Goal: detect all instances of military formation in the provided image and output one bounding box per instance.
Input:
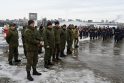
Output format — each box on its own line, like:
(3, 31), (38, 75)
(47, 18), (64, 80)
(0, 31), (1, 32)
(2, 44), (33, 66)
(4, 20), (124, 81)
(5, 20), (79, 81)
(79, 26), (124, 42)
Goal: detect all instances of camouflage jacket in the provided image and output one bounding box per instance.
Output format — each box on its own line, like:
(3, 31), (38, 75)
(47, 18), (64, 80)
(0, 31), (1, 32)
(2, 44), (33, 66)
(43, 27), (55, 49)
(53, 26), (61, 44)
(67, 28), (73, 41)
(60, 28), (67, 42)
(24, 26), (40, 51)
(38, 28), (44, 41)
(6, 28), (19, 47)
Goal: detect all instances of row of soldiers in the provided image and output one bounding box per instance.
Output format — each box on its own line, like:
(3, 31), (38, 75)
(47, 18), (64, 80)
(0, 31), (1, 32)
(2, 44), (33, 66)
(114, 28), (124, 42)
(5, 20), (79, 81)
(79, 26), (124, 42)
(4, 21), (124, 81)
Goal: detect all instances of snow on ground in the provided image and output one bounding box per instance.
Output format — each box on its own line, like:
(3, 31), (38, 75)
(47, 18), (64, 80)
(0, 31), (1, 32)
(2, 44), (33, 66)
(79, 37), (90, 42)
(0, 57), (111, 83)
(0, 33), (111, 83)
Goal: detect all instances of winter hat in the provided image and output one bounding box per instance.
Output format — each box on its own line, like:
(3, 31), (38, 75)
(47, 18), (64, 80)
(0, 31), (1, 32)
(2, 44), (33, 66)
(47, 21), (52, 26)
(54, 21), (59, 25)
(28, 20), (34, 26)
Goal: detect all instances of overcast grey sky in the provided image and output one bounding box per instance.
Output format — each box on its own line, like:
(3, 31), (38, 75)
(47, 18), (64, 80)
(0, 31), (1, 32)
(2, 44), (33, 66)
(0, 0), (124, 22)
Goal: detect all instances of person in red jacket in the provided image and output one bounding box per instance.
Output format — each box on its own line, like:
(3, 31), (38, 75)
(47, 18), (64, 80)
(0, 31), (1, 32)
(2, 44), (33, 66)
(3, 25), (9, 39)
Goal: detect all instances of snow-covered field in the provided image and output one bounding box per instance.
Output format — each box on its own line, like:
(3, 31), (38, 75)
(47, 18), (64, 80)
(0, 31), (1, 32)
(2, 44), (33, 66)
(0, 32), (111, 83)
(0, 56), (111, 83)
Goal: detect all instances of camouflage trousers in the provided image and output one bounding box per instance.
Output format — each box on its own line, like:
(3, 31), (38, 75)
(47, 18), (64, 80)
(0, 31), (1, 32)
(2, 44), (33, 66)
(8, 45), (19, 62)
(60, 41), (66, 53)
(67, 40), (73, 50)
(26, 51), (38, 71)
(74, 38), (79, 47)
(53, 44), (60, 59)
(44, 48), (54, 64)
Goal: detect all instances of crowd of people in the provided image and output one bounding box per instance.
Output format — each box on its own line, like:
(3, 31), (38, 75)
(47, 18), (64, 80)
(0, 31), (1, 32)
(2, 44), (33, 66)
(79, 26), (124, 42)
(3, 20), (124, 81)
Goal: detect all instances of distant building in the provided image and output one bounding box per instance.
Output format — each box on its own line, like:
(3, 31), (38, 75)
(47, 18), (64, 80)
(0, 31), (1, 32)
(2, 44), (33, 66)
(29, 13), (37, 20)
(83, 20), (86, 22)
(68, 19), (73, 22)
(76, 19), (82, 22)
(29, 13), (38, 26)
(58, 18), (63, 22)
(111, 20), (115, 23)
(88, 20), (93, 23)
(62, 19), (66, 22)
(105, 20), (109, 23)
(101, 20), (104, 23)
(42, 18), (47, 27)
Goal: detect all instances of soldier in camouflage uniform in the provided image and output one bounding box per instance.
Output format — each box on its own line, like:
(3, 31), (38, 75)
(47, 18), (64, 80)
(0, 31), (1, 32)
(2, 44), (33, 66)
(21, 26), (27, 57)
(73, 26), (79, 48)
(24, 20), (41, 81)
(60, 24), (67, 57)
(53, 21), (61, 61)
(43, 21), (55, 68)
(6, 23), (21, 65)
(67, 24), (73, 54)
(34, 26), (42, 50)
(38, 24), (44, 54)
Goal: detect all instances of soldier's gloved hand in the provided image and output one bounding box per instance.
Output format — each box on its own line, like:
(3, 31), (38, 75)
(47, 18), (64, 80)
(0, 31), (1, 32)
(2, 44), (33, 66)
(46, 46), (50, 48)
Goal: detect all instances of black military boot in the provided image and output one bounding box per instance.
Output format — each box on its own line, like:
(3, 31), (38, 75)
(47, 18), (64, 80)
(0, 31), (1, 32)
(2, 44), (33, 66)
(63, 53), (66, 57)
(52, 58), (58, 62)
(9, 61), (13, 65)
(15, 59), (21, 63)
(67, 49), (70, 54)
(48, 60), (54, 66)
(33, 68), (41, 75)
(56, 57), (61, 61)
(60, 52), (64, 57)
(60, 52), (66, 57)
(27, 71), (34, 81)
(69, 50), (72, 54)
(67, 49), (72, 54)
(44, 61), (50, 69)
